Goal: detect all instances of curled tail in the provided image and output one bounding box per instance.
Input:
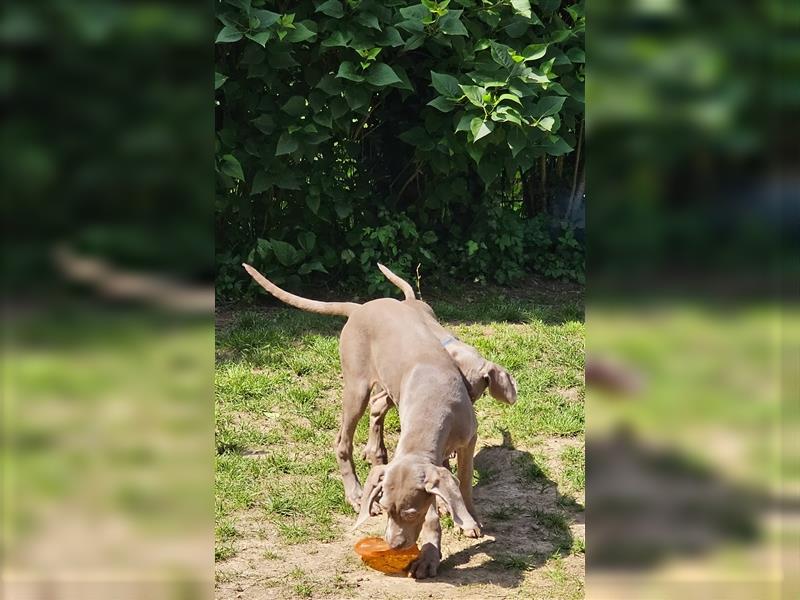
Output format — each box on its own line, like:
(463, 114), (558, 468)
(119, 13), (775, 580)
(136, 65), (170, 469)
(377, 263), (415, 301)
(243, 263), (359, 317)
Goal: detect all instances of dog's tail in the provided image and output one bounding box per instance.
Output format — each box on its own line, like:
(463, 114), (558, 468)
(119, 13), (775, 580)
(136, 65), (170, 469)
(243, 263), (359, 317)
(377, 263), (415, 301)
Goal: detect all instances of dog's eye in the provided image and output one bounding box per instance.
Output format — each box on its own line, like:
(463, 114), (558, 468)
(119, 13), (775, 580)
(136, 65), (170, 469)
(400, 508), (418, 521)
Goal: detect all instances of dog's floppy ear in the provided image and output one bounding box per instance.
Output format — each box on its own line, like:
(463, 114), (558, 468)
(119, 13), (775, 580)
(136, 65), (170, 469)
(352, 465), (386, 531)
(480, 362), (518, 404)
(423, 465), (479, 531)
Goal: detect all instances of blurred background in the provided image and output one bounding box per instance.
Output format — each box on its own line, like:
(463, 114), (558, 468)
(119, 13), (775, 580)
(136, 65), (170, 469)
(587, 0), (797, 598)
(2, 1), (214, 599)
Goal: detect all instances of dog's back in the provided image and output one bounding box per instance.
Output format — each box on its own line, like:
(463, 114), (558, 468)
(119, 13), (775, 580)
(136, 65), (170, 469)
(341, 298), (457, 395)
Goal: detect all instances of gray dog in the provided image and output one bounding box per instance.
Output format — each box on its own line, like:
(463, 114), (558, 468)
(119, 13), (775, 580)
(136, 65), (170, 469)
(243, 263), (516, 578)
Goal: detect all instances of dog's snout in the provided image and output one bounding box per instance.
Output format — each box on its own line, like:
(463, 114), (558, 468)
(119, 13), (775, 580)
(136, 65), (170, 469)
(386, 535), (408, 550)
(384, 520), (411, 550)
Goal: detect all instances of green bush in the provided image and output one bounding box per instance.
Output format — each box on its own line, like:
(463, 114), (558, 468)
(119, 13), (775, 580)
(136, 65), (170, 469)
(215, 0), (584, 298)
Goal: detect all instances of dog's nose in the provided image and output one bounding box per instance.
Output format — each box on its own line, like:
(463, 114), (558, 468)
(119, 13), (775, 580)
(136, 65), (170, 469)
(386, 535), (407, 550)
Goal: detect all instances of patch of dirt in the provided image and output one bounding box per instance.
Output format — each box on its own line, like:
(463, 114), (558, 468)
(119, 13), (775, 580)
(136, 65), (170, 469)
(216, 438), (584, 599)
(557, 387), (584, 404)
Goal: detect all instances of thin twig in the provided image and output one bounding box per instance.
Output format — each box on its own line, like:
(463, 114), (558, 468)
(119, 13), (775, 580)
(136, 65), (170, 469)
(398, 164), (421, 198)
(415, 263), (423, 300)
(568, 117), (584, 215)
(353, 98), (382, 141)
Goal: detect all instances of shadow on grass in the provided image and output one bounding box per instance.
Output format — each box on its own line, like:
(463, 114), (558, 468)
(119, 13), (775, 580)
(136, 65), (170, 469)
(587, 427), (761, 571)
(415, 430), (583, 590)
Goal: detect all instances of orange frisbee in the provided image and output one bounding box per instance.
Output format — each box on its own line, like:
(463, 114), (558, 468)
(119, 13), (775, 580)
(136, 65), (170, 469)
(354, 536), (420, 574)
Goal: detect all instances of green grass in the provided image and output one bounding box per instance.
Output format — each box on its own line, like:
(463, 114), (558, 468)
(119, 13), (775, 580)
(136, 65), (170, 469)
(560, 445), (585, 493)
(215, 291), (584, 558)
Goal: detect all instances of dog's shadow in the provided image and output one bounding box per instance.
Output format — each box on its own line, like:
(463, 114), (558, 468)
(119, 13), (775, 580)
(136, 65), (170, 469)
(422, 430), (582, 589)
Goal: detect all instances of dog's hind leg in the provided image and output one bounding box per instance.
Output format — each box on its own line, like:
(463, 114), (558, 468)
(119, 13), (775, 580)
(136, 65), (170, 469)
(362, 388), (392, 467)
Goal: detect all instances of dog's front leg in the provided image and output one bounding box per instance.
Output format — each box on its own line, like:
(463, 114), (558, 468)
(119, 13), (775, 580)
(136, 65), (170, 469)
(456, 435), (482, 538)
(407, 503), (442, 579)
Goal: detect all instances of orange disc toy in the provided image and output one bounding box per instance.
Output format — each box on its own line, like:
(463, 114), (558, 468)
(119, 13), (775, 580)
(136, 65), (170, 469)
(354, 537), (420, 575)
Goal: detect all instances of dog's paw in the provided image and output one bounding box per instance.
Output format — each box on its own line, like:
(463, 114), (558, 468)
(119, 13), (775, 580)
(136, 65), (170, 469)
(346, 489), (362, 513)
(461, 525), (483, 538)
(407, 546), (440, 579)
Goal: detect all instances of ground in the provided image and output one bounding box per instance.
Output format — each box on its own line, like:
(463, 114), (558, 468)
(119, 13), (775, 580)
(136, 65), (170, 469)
(215, 281), (585, 599)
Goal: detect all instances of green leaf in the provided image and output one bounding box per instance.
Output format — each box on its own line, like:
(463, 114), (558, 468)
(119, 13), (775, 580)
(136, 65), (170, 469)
(334, 198), (352, 219)
(306, 194), (321, 214)
(491, 105), (523, 125)
(477, 157), (502, 186)
(465, 140), (484, 164)
(336, 61), (364, 82)
(469, 118), (494, 142)
(511, 0), (532, 19)
(455, 112), (475, 132)
(252, 114), (275, 134)
(399, 4), (429, 20)
(316, 0), (344, 18)
(566, 47), (585, 63)
(321, 30), (351, 47)
(459, 85), (486, 107)
(344, 86), (370, 109)
(398, 126), (430, 147)
(268, 51), (299, 68)
(225, 0), (252, 13)
(299, 261), (328, 275)
(215, 72), (228, 90)
(270, 240), (298, 266)
(439, 10), (468, 36)
(275, 133), (298, 156)
(397, 19), (424, 34)
(392, 65), (415, 91)
(330, 96), (349, 117)
(522, 43), (548, 61)
(430, 71), (461, 97)
(297, 231), (316, 253)
(543, 136), (573, 156)
(312, 110), (333, 129)
(467, 72), (507, 88)
(489, 42), (515, 69)
(496, 93), (522, 106)
(507, 127), (527, 157)
(216, 26), (242, 43)
(365, 63), (402, 86)
(246, 31), (271, 47)
(220, 154), (245, 181)
(427, 96), (457, 112)
(274, 171), (300, 190)
(316, 74), (343, 95)
(251, 170), (271, 195)
(286, 21), (317, 43)
(356, 13), (381, 30)
(281, 96), (306, 116)
(251, 9), (280, 27)
(256, 238), (271, 259)
(535, 116), (555, 131)
(533, 95), (566, 118)
(566, 3), (584, 20)
(380, 26), (404, 47)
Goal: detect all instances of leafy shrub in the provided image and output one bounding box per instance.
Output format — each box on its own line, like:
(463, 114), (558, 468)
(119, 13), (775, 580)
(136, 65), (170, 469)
(215, 0), (585, 298)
